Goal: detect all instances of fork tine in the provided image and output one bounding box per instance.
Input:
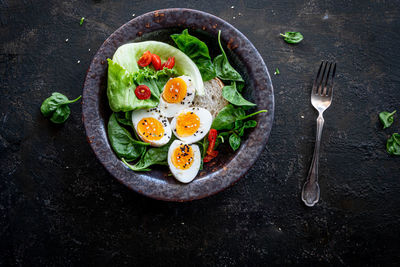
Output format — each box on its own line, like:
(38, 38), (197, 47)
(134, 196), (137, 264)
(327, 63), (337, 97)
(312, 61), (324, 94)
(317, 62), (328, 95)
(322, 62), (333, 95)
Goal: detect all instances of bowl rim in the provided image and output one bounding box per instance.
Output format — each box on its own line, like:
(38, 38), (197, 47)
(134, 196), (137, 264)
(82, 8), (274, 201)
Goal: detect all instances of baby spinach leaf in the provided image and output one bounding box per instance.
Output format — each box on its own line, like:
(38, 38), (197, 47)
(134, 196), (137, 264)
(40, 92), (81, 124)
(236, 82), (244, 92)
(115, 111), (133, 127)
(229, 133), (241, 151)
(213, 31), (244, 82)
(237, 109), (268, 120)
(122, 144), (170, 171)
(222, 81), (256, 107)
(211, 105), (245, 130)
(108, 113), (148, 161)
(171, 29), (216, 81)
(280, 32), (303, 44)
(379, 110), (396, 129)
(386, 133), (400, 156)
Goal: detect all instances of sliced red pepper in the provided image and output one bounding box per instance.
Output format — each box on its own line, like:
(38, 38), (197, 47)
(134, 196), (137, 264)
(203, 129), (219, 163)
(137, 51), (152, 67)
(135, 85), (151, 100)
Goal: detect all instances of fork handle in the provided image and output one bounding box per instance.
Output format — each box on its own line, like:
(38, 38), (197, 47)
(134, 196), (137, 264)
(302, 114), (324, 206)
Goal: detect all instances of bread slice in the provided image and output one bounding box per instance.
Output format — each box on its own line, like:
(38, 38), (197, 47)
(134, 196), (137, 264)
(193, 77), (228, 118)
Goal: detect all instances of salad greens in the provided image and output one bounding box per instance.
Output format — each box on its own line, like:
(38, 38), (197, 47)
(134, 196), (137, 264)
(40, 92), (81, 124)
(122, 145), (169, 171)
(213, 31), (244, 82)
(114, 111), (133, 127)
(171, 29), (216, 81)
(222, 81), (256, 107)
(379, 110), (396, 129)
(386, 133), (400, 156)
(108, 113), (149, 161)
(280, 32), (304, 44)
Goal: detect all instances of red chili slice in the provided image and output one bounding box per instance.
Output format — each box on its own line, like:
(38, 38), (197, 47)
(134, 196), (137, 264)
(135, 85), (151, 100)
(137, 51), (152, 67)
(151, 54), (162, 70)
(203, 129), (219, 163)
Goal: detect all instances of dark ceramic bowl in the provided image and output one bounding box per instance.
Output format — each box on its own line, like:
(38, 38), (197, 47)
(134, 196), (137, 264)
(82, 8), (274, 201)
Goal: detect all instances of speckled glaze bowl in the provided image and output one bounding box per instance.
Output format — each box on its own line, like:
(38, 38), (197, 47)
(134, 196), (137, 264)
(82, 8), (274, 201)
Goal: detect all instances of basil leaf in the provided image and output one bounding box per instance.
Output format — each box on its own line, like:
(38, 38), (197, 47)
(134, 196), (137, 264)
(379, 110), (396, 129)
(211, 104), (245, 130)
(122, 144), (170, 171)
(386, 133), (400, 156)
(108, 113), (148, 161)
(229, 133), (241, 151)
(171, 29), (216, 81)
(222, 81), (256, 107)
(213, 31), (244, 82)
(40, 92), (81, 123)
(280, 32), (303, 44)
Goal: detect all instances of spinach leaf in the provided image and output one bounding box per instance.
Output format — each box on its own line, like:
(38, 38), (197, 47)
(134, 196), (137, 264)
(211, 105), (245, 130)
(280, 32), (303, 44)
(40, 92), (81, 124)
(171, 29), (216, 81)
(229, 133), (241, 151)
(115, 111), (133, 127)
(213, 31), (244, 82)
(108, 113), (148, 161)
(236, 82), (244, 92)
(222, 81), (256, 107)
(122, 145), (170, 171)
(386, 133), (400, 156)
(379, 110), (396, 129)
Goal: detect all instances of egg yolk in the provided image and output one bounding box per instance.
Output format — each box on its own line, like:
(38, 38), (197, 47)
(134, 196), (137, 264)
(176, 112), (200, 137)
(172, 144), (194, 170)
(137, 117), (164, 142)
(162, 77), (187, 103)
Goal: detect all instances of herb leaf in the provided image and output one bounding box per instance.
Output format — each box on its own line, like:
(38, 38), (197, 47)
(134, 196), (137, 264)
(80, 17), (85, 26)
(386, 133), (400, 156)
(379, 110), (396, 129)
(122, 144), (170, 171)
(280, 32), (303, 44)
(171, 29), (216, 81)
(213, 31), (244, 82)
(108, 113), (148, 161)
(40, 92), (81, 124)
(275, 68), (280, 75)
(222, 81), (256, 107)
(229, 133), (241, 151)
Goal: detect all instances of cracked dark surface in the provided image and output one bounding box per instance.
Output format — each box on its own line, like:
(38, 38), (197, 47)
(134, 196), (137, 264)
(1, 0), (400, 266)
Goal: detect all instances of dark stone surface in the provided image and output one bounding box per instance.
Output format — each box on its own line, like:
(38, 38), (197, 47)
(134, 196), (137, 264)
(1, 0), (399, 265)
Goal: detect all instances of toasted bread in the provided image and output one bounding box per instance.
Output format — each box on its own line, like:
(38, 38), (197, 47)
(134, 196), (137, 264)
(193, 77), (228, 118)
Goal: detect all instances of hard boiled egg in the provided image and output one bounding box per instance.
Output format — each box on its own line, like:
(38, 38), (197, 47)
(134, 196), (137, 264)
(131, 108), (172, 147)
(158, 75), (195, 117)
(170, 107), (212, 143)
(168, 140), (201, 183)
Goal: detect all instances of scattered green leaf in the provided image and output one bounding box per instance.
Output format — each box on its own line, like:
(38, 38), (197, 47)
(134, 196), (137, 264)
(379, 110), (396, 129)
(386, 133), (400, 156)
(280, 32), (303, 44)
(229, 133), (241, 151)
(275, 68), (280, 75)
(40, 92), (81, 124)
(80, 17), (85, 26)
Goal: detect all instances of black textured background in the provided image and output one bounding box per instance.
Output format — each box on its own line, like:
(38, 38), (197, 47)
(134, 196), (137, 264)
(1, 0), (400, 266)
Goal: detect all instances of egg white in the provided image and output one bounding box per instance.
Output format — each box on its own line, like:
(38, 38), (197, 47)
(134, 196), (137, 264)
(131, 108), (172, 147)
(168, 140), (201, 183)
(158, 75), (196, 118)
(170, 107), (212, 144)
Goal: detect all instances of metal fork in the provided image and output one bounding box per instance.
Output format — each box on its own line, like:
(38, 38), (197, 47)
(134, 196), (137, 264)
(301, 61), (336, 207)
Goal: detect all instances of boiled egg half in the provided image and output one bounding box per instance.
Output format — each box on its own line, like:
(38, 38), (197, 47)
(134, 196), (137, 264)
(131, 108), (172, 147)
(158, 75), (195, 117)
(168, 140), (201, 183)
(170, 107), (212, 143)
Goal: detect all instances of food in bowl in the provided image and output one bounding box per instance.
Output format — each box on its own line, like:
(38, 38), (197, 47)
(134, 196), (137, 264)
(107, 29), (267, 183)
